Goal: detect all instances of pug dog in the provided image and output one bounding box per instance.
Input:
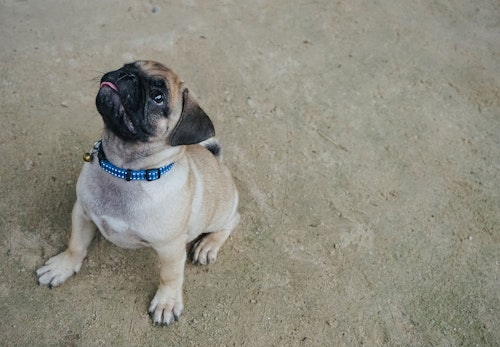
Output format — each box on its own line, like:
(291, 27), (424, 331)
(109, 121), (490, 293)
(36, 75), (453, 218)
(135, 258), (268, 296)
(36, 60), (240, 326)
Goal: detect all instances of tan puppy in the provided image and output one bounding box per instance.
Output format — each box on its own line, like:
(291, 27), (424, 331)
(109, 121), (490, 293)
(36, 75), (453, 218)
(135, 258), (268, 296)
(36, 61), (240, 326)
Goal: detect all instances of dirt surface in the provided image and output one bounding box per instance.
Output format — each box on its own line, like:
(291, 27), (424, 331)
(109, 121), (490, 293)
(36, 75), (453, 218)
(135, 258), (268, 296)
(1, 0), (499, 346)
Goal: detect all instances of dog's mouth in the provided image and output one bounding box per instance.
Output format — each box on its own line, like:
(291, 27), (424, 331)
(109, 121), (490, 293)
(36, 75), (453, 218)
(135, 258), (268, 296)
(97, 81), (138, 136)
(100, 81), (119, 93)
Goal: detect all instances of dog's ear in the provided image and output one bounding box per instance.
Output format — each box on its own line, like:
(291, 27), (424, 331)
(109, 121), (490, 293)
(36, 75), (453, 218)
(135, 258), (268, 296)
(169, 88), (215, 146)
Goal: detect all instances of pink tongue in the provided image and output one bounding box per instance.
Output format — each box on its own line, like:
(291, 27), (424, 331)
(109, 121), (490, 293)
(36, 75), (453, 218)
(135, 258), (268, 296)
(100, 81), (118, 92)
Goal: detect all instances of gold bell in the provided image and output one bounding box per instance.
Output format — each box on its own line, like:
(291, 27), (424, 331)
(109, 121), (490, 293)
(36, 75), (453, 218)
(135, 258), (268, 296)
(83, 152), (93, 162)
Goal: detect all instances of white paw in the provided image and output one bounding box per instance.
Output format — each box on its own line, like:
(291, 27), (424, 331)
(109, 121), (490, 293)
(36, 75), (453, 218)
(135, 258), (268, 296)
(36, 251), (83, 288)
(148, 287), (184, 326)
(191, 236), (221, 265)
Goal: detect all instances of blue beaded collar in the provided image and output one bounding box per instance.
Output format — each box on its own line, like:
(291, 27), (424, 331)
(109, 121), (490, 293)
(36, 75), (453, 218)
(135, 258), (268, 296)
(87, 140), (174, 182)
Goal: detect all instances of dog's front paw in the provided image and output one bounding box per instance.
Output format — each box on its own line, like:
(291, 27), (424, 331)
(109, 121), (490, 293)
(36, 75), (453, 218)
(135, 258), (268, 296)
(36, 251), (83, 288)
(148, 286), (184, 326)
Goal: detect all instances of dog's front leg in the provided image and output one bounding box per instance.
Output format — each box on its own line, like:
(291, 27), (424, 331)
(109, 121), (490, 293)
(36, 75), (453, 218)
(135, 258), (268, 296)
(36, 199), (96, 287)
(148, 237), (186, 326)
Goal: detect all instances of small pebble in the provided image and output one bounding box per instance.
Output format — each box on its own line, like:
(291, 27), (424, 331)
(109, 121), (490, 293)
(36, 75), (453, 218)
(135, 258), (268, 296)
(24, 159), (34, 171)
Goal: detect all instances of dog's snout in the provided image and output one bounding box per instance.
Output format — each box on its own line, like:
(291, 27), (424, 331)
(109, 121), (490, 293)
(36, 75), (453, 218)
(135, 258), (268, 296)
(116, 72), (137, 83)
(101, 68), (138, 86)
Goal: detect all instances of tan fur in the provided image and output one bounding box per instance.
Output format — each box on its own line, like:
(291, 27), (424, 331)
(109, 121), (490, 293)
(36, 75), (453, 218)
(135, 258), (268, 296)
(36, 61), (240, 326)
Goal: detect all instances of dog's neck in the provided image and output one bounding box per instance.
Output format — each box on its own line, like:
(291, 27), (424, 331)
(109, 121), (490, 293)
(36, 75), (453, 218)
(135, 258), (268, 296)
(101, 132), (184, 170)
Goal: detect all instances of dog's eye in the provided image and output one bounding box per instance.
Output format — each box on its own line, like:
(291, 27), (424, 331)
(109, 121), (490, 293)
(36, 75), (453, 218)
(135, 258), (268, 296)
(152, 92), (164, 105)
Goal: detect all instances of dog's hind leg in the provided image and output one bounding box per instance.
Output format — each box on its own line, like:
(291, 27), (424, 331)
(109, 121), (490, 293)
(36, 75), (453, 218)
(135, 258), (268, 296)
(191, 212), (240, 265)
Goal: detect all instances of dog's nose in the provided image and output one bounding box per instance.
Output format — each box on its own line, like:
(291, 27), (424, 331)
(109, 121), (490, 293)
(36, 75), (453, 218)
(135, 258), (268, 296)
(101, 69), (138, 85)
(116, 72), (137, 83)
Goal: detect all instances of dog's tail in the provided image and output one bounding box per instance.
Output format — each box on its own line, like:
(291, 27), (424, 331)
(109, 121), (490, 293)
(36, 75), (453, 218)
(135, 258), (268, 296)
(199, 137), (223, 160)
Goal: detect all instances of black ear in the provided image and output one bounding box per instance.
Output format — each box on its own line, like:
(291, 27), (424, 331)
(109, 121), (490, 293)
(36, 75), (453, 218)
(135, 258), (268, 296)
(169, 89), (215, 146)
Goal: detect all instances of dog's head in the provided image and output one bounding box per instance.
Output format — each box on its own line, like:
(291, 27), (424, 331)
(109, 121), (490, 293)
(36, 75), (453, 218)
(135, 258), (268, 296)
(96, 60), (214, 145)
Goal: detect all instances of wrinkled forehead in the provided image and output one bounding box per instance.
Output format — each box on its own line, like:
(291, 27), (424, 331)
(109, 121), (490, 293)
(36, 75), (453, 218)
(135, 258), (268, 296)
(135, 60), (168, 73)
(134, 61), (181, 83)
(132, 60), (183, 101)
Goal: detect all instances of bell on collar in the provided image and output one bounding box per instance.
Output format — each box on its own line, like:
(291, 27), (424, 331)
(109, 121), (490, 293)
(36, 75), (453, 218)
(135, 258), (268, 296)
(83, 152), (93, 162)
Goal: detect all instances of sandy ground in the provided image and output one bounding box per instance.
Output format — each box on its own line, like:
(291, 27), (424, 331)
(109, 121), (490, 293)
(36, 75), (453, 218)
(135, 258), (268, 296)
(1, 0), (499, 346)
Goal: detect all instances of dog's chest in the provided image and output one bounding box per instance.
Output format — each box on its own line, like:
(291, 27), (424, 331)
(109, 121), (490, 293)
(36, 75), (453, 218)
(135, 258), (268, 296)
(77, 163), (187, 249)
(94, 214), (149, 249)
